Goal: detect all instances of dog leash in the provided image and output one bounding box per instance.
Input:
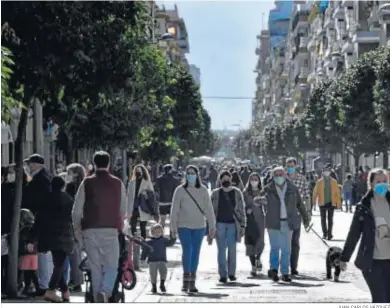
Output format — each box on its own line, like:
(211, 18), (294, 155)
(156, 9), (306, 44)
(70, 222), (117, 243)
(306, 223), (330, 248)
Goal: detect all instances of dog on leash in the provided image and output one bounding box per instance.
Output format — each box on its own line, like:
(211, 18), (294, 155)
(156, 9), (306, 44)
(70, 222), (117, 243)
(326, 246), (342, 282)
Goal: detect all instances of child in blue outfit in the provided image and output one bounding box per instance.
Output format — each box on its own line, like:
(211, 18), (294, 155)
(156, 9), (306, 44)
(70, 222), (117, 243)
(141, 224), (176, 294)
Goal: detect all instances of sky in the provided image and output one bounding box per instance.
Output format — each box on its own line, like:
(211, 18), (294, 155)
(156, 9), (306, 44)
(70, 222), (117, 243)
(159, 0), (275, 131)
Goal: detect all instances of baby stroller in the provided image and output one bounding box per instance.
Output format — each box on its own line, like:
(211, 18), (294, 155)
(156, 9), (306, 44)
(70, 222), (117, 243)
(79, 233), (152, 303)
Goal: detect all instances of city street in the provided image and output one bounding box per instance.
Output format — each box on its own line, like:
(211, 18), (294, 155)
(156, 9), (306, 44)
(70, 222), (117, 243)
(62, 210), (370, 303)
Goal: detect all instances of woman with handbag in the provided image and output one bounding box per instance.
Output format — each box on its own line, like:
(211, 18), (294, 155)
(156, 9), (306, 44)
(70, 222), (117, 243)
(170, 165), (216, 293)
(210, 171), (246, 283)
(127, 164), (156, 239)
(243, 173), (265, 277)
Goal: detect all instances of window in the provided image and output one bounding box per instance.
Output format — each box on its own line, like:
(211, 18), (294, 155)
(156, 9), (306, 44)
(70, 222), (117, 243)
(303, 59), (309, 68)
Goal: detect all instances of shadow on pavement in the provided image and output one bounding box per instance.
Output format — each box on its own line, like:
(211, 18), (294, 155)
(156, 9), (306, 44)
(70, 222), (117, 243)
(247, 274), (272, 281)
(186, 292), (229, 299)
(292, 274), (323, 281)
(275, 281), (324, 288)
(327, 239), (345, 243)
(216, 282), (260, 288)
(140, 260), (182, 269)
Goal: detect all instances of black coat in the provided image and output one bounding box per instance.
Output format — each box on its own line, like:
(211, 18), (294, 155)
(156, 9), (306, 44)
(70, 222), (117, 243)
(340, 190), (390, 271)
(22, 168), (52, 215)
(32, 191), (75, 254)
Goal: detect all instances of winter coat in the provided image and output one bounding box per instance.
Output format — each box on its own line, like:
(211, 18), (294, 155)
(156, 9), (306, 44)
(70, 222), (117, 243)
(22, 168), (52, 216)
(155, 173), (180, 204)
(243, 189), (265, 256)
(211, 187), (246, 243)
(32, 191), (74, 254)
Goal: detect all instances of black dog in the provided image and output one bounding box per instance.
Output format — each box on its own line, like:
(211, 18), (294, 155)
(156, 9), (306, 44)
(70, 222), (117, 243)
(326, 246), (342, 282)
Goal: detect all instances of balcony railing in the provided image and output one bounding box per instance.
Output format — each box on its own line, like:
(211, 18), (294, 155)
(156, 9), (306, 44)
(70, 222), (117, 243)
(299, 37), (309, 49)
(307, 37), (317, 51)
(342, 0), (354, 8)
(352, 30), (380, 43)
(300, 67), (310, 78)
(255, 47), (260, 55)
(333, 4), (345, 20)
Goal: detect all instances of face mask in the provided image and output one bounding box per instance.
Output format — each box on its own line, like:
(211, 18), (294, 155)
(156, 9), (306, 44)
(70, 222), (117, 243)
(88, 164), (93, 171)
(274, 176), (285, 186)
(136, 171), (142, 178)
(222, 180), (231, 188)
(7, 173), (15, 182)
(374, 183), (388, 196)
(323, 171), (331, 177)
(250, 180), (259, 188)
(186, 174), (197, 184)
(287, 167), (295, 174)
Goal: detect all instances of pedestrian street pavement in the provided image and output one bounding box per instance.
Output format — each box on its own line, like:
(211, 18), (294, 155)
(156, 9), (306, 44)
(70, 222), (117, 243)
(4, 209), (371, 303)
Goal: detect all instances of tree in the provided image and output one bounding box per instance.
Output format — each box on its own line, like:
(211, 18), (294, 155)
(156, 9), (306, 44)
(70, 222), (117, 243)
(263, 123), (286, 160)
(373, 47), (390, 167)
(1, 1), (141, 295)
(325, 50), (388, 170)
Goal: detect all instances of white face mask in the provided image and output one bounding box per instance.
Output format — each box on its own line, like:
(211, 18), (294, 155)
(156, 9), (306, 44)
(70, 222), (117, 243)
(323, 171), (331, 177)
(88, 164), (93, 171)
(65, 174), (73, 183)
(7, 173), (15, 182)
(250, 180), (259, 188)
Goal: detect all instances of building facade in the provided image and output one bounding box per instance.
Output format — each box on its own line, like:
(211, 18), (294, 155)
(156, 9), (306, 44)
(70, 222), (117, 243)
(252, 0), (390, 169)
(189, 64), (201, 86)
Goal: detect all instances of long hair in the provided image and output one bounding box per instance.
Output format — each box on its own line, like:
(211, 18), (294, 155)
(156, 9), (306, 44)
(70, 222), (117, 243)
(231, 171), (243, 188)
(367, 168), (389, 190)
(131, 164), (150, 181)
(244, 172), (262, 194)
(66, 163), (86, 187)
(183, 165), (201, 189)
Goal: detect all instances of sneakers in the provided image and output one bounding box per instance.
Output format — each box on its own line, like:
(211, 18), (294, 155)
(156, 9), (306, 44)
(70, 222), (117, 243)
(291, 269), (299, 276)
(228, 275), (237, 282)
(282, 275), (292, 282)
(255, 259), (263, 271)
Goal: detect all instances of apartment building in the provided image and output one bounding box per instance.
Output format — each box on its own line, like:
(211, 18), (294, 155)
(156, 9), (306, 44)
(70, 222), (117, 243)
(189, 64), (201, 86)
(155, 4), (190, 69)
(252, 0), (390, 168)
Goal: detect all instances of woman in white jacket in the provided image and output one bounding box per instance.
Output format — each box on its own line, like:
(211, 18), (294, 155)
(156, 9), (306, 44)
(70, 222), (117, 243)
(127, 164), (155, 239)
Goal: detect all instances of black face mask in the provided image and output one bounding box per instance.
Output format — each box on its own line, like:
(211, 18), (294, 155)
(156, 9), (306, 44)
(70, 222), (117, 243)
(222, 181), (231, 188)
(136, 171), (142, 178)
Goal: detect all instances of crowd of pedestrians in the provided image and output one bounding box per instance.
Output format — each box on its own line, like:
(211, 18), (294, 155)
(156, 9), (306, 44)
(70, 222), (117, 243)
(1, 152), (389, 303)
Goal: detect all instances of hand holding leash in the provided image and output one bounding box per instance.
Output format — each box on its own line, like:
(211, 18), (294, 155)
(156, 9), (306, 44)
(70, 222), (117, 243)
(339, 261), (347, 271)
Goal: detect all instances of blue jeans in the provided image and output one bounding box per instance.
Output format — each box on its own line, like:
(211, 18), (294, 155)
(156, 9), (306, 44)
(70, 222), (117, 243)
(267, 221), (293, 275)
(38, 252), (53, 289)
(216, 222), (237, 278)
(63, 257), (70, 284)
(178, 228), (205, 273)
(344, 192), (352, 206)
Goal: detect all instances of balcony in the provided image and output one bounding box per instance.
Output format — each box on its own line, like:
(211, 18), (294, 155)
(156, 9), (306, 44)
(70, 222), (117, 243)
(255, 47), (261, 55)
(333, 5), (345, 20)
(378, 3), (390, 24)
(352, 30), (380, 43)
(323, 60), (333, 69)
(300, 67), (310, 78)
(341, 40), (354, 53)
(324, 16), (335, 30)
(307, 71), (316, 84)
(341, 0), (354, 8)
(299, 36), (308, 49)
(307, 37), (317, 51)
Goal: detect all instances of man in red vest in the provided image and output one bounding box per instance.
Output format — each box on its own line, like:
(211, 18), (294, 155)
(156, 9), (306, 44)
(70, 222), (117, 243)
(72, 151), (127, 303)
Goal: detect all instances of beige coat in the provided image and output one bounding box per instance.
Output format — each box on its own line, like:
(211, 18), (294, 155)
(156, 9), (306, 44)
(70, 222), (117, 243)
(211, 187), (246, 243)
(127, 178), (154, 222)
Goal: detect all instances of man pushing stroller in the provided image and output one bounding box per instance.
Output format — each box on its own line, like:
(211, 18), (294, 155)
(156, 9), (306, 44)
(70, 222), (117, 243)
(72, 151), (127, 303)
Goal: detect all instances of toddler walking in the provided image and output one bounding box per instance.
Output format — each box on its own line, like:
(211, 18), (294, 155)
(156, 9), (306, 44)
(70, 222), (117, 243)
(18, 209), (40, 296)
(141, 224), (176, 293)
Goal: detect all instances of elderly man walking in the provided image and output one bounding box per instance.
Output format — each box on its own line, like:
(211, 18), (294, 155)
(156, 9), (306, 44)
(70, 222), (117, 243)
(259, 167), (310, 282)
(72, 151), (127, 302)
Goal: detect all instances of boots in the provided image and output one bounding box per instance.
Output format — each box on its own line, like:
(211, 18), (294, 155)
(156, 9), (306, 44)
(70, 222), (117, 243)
(188, 272), (198, 293)
(181, 273), (190, 292)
